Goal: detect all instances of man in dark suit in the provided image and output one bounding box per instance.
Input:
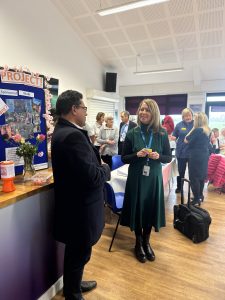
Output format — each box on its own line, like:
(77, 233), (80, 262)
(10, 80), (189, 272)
(118, 110), (137, 154)
(51, 90), (110, 300)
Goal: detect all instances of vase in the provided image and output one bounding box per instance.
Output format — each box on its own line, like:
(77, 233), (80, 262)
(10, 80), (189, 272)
(23, 155), (36, 181)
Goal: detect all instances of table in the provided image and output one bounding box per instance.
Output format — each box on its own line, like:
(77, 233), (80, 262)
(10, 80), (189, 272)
(109, 158), (177, 193)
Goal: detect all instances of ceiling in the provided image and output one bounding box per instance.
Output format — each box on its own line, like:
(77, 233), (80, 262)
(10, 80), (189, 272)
(51, 0), (225, 87)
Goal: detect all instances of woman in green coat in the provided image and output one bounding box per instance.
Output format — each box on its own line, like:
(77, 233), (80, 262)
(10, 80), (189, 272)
(121, 99), (172, 263)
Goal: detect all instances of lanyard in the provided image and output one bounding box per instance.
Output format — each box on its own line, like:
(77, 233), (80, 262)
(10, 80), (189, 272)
(140, 129), (153, 163)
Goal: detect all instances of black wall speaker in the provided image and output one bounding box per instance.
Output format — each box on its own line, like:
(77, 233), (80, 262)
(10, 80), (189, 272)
(105, 72), (117, 92)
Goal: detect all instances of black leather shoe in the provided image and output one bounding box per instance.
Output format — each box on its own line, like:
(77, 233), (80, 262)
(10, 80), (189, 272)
(143, 243), (155, 261)
(175, 188), (181, 193)
(81, 281), (97, 293)
(134, 245), (147, 263)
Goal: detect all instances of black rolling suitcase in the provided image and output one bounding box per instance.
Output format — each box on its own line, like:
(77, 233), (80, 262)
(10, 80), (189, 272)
(173, 178), (211, 243)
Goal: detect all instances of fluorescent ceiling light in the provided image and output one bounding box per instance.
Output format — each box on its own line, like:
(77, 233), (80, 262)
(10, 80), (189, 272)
(134, 68), (184, 75)
(97, 0), (169, 16)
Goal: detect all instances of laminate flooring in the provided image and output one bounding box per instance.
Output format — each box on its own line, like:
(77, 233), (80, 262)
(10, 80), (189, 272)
(52, 182), (225, 300)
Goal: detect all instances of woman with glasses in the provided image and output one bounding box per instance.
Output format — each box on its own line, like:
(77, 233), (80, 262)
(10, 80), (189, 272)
(121, 99), (172, 263)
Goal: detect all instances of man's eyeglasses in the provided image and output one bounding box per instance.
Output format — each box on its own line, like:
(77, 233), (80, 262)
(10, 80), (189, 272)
(77, 105), (87, 112)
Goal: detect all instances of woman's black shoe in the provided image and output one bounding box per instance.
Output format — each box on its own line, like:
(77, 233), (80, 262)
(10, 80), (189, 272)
(175, 188), (181, 193)
(135, 235), (147, 263)
(134, 244), (147, 263)
(143, 243), (155, 261)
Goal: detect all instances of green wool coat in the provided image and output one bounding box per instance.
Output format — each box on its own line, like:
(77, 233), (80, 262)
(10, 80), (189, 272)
(120, 125), (172, 232)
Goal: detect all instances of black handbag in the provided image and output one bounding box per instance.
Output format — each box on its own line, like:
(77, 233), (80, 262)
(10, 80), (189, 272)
(173, 178), (211, 243)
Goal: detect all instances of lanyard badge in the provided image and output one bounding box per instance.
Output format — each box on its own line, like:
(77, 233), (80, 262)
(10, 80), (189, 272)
(140, 129), (153, 177)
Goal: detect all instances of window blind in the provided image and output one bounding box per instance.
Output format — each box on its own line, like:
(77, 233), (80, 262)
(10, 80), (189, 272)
(87, 99), (115, 126)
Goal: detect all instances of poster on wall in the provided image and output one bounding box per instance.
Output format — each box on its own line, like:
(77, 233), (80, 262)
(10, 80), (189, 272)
(0, 66), (58, 175)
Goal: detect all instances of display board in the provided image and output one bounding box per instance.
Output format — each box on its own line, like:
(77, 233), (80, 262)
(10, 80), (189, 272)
(0, 68), (51, 174)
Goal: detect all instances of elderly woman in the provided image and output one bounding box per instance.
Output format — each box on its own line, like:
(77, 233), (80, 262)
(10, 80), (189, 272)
(171, 108), (194, 193)
(97, 114), (119, 170)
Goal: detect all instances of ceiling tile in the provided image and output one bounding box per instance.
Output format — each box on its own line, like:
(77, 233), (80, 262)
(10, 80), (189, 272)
(94, 14), (120, 30)
(200, 31), (223, 46)
(86, 33), (109, 47)
(125, 25), (148, 42)
(96, 47), (117, 59)
(147, 21), (171, 38)
(122, 56), (137, 68)
(172, 16), (196, 34)
(139, 54), (158, 66)
(75, 16), (99, 34)
(153, 38), (175, 52)
(199, 11), (224, 30)
(117, 10), (141, 26)
(132, 41), (153, 55)
(168, 0), (193, 16)
(197, 0), (225, 11)
(158, 52), (178, 64)
(114, 44), (134, 57)
(141, 5), (166, 21)
(176, 34), (198, 49)
(179, 49), (199, 61)
(105, 29), (128, 44)
(61, 0), (88, 17)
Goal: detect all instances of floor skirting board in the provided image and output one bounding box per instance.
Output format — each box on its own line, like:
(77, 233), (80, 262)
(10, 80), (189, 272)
(38, 276), (63, 300)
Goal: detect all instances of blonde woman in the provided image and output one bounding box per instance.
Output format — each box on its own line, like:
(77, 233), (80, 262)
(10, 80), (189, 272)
(184, 112), (210, 206)
(121, 99), (172, 263)
(171, 108), (194, 193)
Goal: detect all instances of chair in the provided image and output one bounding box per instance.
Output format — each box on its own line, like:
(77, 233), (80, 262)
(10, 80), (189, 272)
(111, 155), (124, 170)
(104, 182), (124, 251)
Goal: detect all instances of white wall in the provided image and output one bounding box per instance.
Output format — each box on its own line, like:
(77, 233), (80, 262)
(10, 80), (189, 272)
(0, 0), (105, 98)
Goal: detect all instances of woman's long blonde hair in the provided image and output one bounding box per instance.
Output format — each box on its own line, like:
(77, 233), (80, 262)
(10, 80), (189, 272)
(187, 112), (210, 136)
(137, 99), (162, 132)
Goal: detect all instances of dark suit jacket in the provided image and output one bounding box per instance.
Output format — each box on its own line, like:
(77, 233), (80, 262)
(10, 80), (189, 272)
(118, 120), (137, 154)
(51, 118), (110, 246)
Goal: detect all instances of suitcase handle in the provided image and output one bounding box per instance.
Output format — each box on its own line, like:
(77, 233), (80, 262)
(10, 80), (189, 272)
(181, 178), (191, 206)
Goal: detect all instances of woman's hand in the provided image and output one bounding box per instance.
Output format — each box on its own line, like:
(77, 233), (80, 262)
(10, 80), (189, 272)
(148, 151), (160, 160)
(137, 148), (148, 157)
(169, 135), (176, 141)
(184, 137), (188, 143)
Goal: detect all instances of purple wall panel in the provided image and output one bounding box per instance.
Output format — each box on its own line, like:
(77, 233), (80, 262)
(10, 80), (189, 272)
(0, 188), (64, 300)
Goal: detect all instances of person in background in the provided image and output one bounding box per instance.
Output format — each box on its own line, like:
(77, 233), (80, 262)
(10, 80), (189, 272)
(209, 128), (220, 154)
(97, 114), (119, 170)
(51, 90), (110, 300)
(184, 112), (210, 206)
(118, 110), (137, 155)
(171, 108), (194, 193)
(83, 122), (95, 144)
(121, 99), (172, 263)
(92, 112), (105, 151)
(162, 115), (174, 135)
(162, 115), (175, 153)
(219, 128), (225, 155)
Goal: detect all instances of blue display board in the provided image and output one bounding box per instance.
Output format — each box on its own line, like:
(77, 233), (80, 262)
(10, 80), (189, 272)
(0, 70), (48, 175)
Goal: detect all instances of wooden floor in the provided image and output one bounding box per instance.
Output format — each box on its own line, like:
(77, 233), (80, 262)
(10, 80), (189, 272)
(52, 182), (225, 300)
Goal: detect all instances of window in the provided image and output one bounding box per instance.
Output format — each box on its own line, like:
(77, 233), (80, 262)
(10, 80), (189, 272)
(125, 94), (187, 116)
(206, 93), (225, 130)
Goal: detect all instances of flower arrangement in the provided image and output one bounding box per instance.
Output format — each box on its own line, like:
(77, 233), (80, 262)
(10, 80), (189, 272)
(11, 133), (46, 158)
